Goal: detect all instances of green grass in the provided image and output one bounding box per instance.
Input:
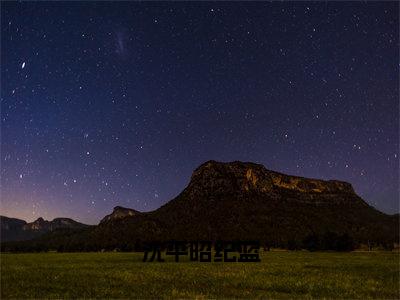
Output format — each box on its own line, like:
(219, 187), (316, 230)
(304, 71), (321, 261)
(1, 251), (399, 299)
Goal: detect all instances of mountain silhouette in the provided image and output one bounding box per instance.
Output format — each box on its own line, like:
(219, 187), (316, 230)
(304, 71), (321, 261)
(1, 161), (398, 251)
(0, 216), (90, 242)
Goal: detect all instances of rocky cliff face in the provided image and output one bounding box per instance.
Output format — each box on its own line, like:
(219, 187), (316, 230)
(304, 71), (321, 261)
(180, 160), (363, 210)
(187, 160), (356, 196)
(269, 171), (354, 194)
(100, 206), (141, 224)
(22, 217), (47, 230)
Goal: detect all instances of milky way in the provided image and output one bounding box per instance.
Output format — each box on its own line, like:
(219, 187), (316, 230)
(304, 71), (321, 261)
(1, 2), (398, 224)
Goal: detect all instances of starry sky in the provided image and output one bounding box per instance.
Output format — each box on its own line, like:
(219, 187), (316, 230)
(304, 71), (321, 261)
(1, 2), (398, 225)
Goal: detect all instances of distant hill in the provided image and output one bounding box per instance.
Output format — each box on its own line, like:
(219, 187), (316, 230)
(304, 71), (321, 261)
(0, 215), (90, 242)
(100, 206), (141, 224)
(1, 161), (398, 251)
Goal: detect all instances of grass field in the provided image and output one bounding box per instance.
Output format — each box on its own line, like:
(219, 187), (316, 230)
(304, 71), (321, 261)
(1, 251), (399, 299)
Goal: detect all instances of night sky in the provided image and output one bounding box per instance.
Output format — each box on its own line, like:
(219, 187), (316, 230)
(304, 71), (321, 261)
(1, 2), (398, 225)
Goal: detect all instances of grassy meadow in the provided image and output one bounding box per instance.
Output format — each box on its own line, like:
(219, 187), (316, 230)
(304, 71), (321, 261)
(1, 251), (399, 299)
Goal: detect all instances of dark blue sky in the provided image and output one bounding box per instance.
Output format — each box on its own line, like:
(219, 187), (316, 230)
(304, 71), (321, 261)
(1, 2), (398, 224)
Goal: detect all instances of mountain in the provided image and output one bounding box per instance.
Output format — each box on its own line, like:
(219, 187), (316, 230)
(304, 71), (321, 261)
(89, 160), (398, 248)
(0, 216), (29, 241)
(1, 161), (398, 251)
(100, 206), (141, 224)
(0, 216), (90, 242)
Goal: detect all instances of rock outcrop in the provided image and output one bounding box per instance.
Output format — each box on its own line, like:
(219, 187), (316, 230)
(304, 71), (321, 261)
(187, 160), (356, 196)
(100, 206), (141, 224)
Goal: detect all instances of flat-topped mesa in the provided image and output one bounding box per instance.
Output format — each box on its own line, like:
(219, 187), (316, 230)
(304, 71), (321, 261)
(188, 160), (355, 195)
(99, 206), (141, 224)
